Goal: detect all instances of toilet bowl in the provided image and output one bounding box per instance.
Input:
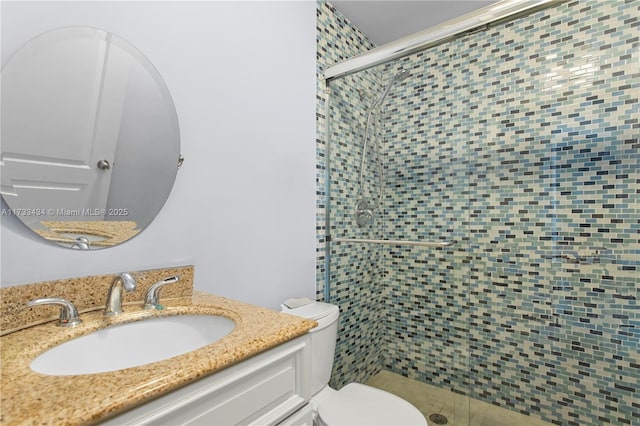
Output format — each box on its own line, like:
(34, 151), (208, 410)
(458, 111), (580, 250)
(316, 383), (427, 426)
(282, 299), (428, 426)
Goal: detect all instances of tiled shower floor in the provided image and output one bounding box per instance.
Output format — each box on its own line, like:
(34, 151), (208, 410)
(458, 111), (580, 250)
(367, 371), (555, 426)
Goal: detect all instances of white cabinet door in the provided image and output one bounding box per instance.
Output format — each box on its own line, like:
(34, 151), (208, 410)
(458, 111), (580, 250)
(102, 335), (311, 426)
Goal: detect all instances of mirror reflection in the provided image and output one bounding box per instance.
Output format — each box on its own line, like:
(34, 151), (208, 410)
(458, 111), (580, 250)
(1, 27), (180, 249)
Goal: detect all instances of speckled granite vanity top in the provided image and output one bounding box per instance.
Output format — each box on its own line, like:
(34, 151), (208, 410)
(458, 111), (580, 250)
(0, 267), (316, 425)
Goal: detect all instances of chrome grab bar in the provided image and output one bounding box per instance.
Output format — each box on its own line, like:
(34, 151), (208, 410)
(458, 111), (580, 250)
(332, 238), (454, 247)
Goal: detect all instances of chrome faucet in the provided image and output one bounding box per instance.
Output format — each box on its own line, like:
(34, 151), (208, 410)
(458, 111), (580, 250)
(144, 275), (180, 310)
(70, 237), (90, 250)
(104, 272), (137, 316)
(27, 297), (83, 327)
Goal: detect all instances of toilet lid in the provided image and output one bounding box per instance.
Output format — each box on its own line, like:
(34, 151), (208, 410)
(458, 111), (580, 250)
(318, 383), (428, 426)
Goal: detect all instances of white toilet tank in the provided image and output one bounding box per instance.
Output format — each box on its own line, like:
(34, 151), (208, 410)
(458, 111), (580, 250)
(281, 300), (340, 396)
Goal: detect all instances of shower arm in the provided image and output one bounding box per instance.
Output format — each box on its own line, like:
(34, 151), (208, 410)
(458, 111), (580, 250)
(358, 71), (409, 211)
(372, 116), (384, 209)
(358, 109), (374, 200)
(358, 108), (384, 210)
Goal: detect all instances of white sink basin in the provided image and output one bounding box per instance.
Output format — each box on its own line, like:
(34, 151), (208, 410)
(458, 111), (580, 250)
(30, 315), (235, 376)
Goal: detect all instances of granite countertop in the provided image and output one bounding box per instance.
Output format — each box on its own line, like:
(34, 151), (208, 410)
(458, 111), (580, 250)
(0, 291), (316, 425)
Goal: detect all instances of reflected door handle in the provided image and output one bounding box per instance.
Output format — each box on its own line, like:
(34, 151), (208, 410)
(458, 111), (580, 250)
(97, 160), (111, 171)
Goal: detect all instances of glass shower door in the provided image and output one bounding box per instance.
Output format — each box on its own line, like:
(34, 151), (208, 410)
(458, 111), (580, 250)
(325, 52), (472, 423)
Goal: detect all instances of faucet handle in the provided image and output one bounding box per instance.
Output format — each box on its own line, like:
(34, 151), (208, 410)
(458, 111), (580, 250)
(27, 297), (83, 327)
(144, 275), (180, 309)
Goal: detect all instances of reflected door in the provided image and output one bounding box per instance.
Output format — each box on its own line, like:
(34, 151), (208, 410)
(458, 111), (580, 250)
(1, 28), (127, 225)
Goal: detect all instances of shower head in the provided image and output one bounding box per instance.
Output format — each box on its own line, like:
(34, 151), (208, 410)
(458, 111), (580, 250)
(371, 70), (411, 110)
(394, 70), (411, 82)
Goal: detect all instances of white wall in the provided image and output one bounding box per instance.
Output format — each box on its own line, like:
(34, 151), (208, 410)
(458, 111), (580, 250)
(0, 1), (317, 310)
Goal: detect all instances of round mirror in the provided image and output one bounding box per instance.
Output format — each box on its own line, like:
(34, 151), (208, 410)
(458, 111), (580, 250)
(1, 27), (180, 249)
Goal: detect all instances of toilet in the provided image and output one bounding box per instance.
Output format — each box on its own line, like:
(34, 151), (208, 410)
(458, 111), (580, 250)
(282, 299), (428, 426)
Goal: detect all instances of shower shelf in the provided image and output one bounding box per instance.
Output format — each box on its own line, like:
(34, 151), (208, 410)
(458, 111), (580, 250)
(332, 238), (455, 248)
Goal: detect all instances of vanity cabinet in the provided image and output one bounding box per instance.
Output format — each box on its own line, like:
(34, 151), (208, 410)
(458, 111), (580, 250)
(102, 335), (311, 425)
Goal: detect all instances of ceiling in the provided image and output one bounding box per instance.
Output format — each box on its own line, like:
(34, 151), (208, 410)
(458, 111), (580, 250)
(331, 0), (497, 46)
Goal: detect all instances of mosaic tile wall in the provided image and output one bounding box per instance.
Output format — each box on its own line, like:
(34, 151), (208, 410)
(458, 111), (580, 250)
(318, 0), (639, 425)
(378, 1), (639, 424)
